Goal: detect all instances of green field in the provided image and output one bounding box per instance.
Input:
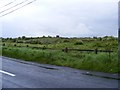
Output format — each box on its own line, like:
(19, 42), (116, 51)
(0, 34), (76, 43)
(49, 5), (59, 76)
(1, 36), (119, 73)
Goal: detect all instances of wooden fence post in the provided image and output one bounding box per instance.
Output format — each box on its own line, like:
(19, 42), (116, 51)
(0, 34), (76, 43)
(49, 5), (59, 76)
(65, 47), (68, 53)
(109, 51), (110, 58)
(26, 45), (29, 47)
(95, 48), (98, 54)
(42, 46), (46, 50)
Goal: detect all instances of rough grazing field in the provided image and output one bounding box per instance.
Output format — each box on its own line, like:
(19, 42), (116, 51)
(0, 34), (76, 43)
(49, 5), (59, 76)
(1, 36), (119, 73)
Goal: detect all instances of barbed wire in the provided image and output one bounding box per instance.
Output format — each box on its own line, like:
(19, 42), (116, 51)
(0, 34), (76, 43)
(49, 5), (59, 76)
(0, 0), (36, 17)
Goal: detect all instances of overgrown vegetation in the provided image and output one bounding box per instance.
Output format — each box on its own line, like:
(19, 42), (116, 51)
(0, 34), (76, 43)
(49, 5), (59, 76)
(1, 36), (119, 73)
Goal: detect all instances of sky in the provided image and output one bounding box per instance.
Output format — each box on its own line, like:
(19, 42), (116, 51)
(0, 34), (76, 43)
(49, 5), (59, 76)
(0, 0), (119, 38)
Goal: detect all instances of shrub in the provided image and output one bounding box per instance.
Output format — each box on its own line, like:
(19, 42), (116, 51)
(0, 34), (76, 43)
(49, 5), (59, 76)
(74, 40), (83, 45)
(14, 44), (17, 46)
(2, 43), (5, 46)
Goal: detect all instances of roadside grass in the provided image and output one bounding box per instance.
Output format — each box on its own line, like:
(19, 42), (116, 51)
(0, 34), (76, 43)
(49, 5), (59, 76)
(2, 46), (119, 73)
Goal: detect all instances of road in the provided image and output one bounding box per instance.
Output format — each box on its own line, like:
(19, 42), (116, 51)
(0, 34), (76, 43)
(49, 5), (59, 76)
(1, 56), (118, 88)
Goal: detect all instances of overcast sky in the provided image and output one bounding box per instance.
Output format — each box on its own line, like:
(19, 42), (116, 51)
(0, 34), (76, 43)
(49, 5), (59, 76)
(0, 0), (119, 38)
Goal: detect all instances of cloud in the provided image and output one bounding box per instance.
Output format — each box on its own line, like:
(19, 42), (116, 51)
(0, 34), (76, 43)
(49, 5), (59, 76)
(1, 0), (118, 37)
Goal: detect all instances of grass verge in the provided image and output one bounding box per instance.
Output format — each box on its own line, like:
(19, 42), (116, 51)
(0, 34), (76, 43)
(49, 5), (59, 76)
(2, 46), (119, 73)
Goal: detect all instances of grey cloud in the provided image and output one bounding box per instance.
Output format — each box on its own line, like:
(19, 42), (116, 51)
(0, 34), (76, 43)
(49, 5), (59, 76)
(1, 0), (118, 37)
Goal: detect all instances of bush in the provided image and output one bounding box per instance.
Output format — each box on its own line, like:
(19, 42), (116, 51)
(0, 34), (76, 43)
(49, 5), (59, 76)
(2, 43), (5, 46)
(74, 40), (83, 45)
(14, 44), (17, 46)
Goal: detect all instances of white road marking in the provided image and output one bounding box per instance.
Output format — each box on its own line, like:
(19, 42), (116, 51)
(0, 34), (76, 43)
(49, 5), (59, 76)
(0, 70), (16, 77)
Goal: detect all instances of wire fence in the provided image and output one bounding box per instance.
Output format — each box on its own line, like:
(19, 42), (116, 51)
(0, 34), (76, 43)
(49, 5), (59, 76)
(7, 44), (114, 55)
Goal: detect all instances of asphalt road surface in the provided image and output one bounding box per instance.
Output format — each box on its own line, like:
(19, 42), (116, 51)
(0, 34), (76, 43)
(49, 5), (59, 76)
(1, 56), (118, 88)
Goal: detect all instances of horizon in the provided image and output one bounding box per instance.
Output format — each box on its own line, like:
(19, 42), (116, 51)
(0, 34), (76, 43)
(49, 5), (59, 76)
(1, 35), (118, 39)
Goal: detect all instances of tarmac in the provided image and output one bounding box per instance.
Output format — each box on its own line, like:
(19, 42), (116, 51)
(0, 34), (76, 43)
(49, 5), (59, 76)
(2, 56), (120, 80)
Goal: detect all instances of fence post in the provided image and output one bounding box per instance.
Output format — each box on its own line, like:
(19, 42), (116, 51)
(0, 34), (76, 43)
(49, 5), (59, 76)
(65, 47), (68, 53)
(109, 51), (110, 58)
(95, 48), (98, 54)
(26, 45), (29, 47)
(42, 46), (46, 50)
